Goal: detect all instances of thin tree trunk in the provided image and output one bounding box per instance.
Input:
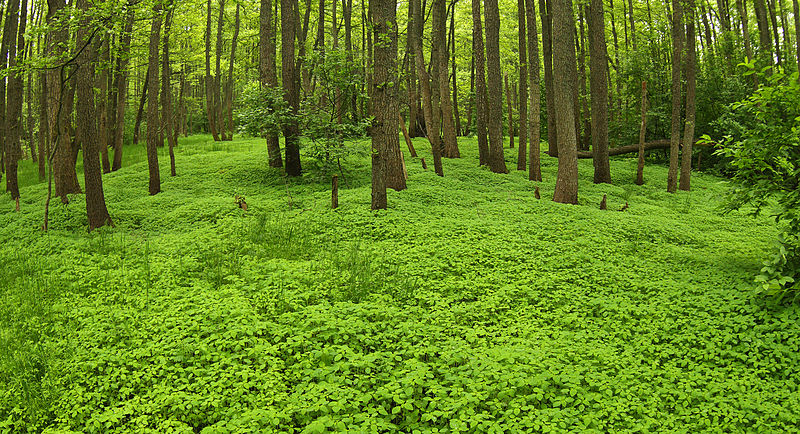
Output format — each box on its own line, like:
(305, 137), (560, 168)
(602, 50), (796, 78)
(282, 0), (302, 176)
(97, 37), (111, 173)
(526, 0), (542, 181)
(472, 0), (489, 165)
(223, 2), (240, 142)
(214, 0), (226, 140)
(162, 3), (177, 176)
(133, 71), (148, 145)
(589, 0), (611, 183)
(608, 0), (622, 122)
(667, 0), (683, 193)
(38, 72), (47, 180)
(413, 0), (444, 176)
(517, 0), (529, 171)
(766, 0), (782, 65)
(627, 0), (636, 50)
(753, 0), (773, 66)
(260, 0), (282, 167)
(76, 0), (112, 229)
(450, 9), (462, 138)
(794, 0), (800, 82)
(205, 0), (220, 141)
(370, 0), (405, 206)
(111, 8), (134, 171)
(5, 0), (24, 207)
(146, 1), (162, 195)
(466, 55), (474, 136)
(679, 0), (697, 191)
(505, 73), (514, 149)
(539, 0), (557, 156)
(577, 7), (590, 150)
(405, 0), (420, 137)
(552, 0), (578, 203)
(736, 0), (757, 88)
(435, 0), (459, 158)
(635, 81), (647, 185)
(485, 0), (508, 173)
(399, 113), (418, 157)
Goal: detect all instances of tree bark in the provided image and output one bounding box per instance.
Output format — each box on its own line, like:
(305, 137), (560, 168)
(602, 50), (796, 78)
(37, 71), (47, 180)
(485, 0), (508, 173)
(526, 0), (542, 181)
(472, 0), (489, 166)
(205, 0), (220, 141)
(450, 9), (462, 137)
(577, 139), (710, 158)
(679, 0), (697, 191)
(4, 0), (24, 206)
(765, 0), (782, 66)
(667, 0), (683, 193)
(214, 0), (226, 140)
(405, 0), (420, 137)
(505, 73), (514, 149)
(111, 9), (134, 171)
(735, 0), (757, 88)
(753, 0), (773, 66)
(146, 1), (163, 195)
(370, 0), (404, 210)
(76, 0), (112, 229)
(517, 0), (528, 171)
(282, 0), (302, 176)
(539, 0), (557, 156)
(222, 2), (240, 142)
(589, 0), (611, 183)
(97, 37), (111, 174)
(413, 0), (444, 176)
(794, 0), (800, 82)
(133, 71), (148, 145)
(552, 0), (578, 203)
(627, 0), (636, 50)
(635, 81), (647, 185)
(434, 0), (459, 158)
(260, 0), (282, 167)
(162, 3), (177, 176)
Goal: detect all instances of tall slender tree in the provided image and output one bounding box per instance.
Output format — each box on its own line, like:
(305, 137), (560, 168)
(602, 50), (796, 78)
(205, 0), (220, 141)
(517, 0), (529, 171)
(539, 0), (557, 156)
(4, 0), (24, 208)
(526, 0), (542, 181)
(552, 0), (578, 203)
(146, 0), (163, 195)
(412, 0), (444, 176)
(588, 0), (610, 183)
(282, 0), (302, 176)
(162, 2), (177, 176)
(679, 0), (697, 191)
(667, 0), (683, 193)
(434, 0), (459, 158)
(485, 0), (508, 173)
(472, 0), (490, 166)
(260, 0), (282, 167)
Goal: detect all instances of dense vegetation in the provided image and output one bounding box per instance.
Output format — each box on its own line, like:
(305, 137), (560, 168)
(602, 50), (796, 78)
(3, 137), (799, 432)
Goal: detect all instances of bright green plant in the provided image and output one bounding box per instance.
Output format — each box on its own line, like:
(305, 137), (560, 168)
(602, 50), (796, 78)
(712, 65), (800, 301)
(235, 84), (293, 138)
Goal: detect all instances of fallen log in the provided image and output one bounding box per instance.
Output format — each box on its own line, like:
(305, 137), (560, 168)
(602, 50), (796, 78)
(575, 139), (711, 159)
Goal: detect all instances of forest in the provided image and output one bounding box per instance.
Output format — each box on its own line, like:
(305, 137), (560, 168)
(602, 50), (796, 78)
(1, 0), (800, 431)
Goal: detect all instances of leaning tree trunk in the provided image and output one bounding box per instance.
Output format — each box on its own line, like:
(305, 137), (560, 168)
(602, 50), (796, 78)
(679, 0), (697, 192)
(260, 0), (282, 167)
(76, 0), (112, 229)
(552, 0), (578, 204)
(589, 0), (611, 183)
(485, 0), (508, 173)
(667, 0), (683, 193)
(526, 0), (542, 181)
(146, 1), (162, 195)
(472, 0), (490, 166)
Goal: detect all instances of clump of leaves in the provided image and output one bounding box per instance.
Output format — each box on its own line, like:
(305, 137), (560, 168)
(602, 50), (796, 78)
(235, 84), (292, 138)
(711, 65), (800, 301)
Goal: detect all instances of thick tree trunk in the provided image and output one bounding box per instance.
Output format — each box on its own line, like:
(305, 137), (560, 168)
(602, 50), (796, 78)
(76, 0), (112, 229)
(472, 0), (490, 166)
(485, 0), (508, 173)
(526, 0), (542, 181)
(589, 0), (611, 183)
(517, 0), (528, 171)
(162, 4), (177, 176)
(679, 0), (697, 191)
(552, 0), (578, 203)
(282, 0), (302, 176)
(753, 0), (773, 65)
(434, 0), (459, 158)
(146, 2), (162, 195)
(667, 0), (683, 193)
(539, 0), (557, 156)
(260, 0), (282, 168)
(413, 0), (444, 176)
(370, 0), (405, 210)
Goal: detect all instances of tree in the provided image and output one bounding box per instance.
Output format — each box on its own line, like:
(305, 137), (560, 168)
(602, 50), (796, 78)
(588, 0), (610, 183)
(526, 0), (542, 181)
(4, 0), (25, 209)
(75, 0), (112, 229)
(517, 0), (528, 171)
(484, 0), (508, 173)
(162, 2), (177, 177)
(434, 0), (459, 158)
(412, 0), (443, 176)
(146, 0), (163, 195)
(282, 0), (302, 176)
(261, 0), (282, 168)
(667, 0), (683, 193)
(539, 0), (557, 157)
(205, 0), (220, 141)
(679, 0), (697, 191)
(552, 0), (578, 203)
(472, 0), (490, 166)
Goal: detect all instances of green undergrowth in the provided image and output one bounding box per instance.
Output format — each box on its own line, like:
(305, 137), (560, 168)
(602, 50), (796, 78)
(1, 135), (797, 432)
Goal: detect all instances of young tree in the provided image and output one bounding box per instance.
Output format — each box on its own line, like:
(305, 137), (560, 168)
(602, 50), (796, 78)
(412, 0), (443, 176)
(679, 0), (697, 191)
(588, 0), (610, 183)
(205, 0), (220, 141)
(539, 0), (557, 156)
(162, 2), (177, 176)
(517, 0), (528, 171)
(434, 0), (459, 158)
(552, 0), (578, 203)
(282, 0), (302, 176)
(472, 0), (489, 165)
(260, 0), (282, 167)
(484, 0), (508, 173)
(146, 0), (163, 195)
(4, 0), (25, 208)
(667, 0), (683, 193)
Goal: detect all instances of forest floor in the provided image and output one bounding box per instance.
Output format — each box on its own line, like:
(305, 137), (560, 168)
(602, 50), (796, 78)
(1, 135), (798, 432)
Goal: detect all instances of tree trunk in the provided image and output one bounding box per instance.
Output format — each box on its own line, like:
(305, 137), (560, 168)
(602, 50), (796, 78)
(735, 0), (757, 88)
(504, 73), (514, 149)
(399, 114), (418, 157)
(753, 0), (773, 66)
(485, 0), (508, 173)
(146, 1), (162, 195)
(260, 0), (282, 168)
(282, 0), (302, 176)
(37, 71), (47, 180)
(679, 0), (697, 191)
(4, 0), (24, 206)
(450, 8), (462, 137)
(434, 0), (459, 158)
(517, 0), (528, 171)
(205, 0), (220, 141)
(466, 55), (474, 136)
(794, 0), (800, 82)
(539, 0), (557, 156)
(552, 0), (578, 203)
(97, 37), (111, 174)
(76, 0), (112, 229)
(162, 3), (177, 176)
(370, 0), (405, 210)
(608, 0), (622, 122)
(223, 2), (240, 142)
(526, 0), (542, 181)
(766, 0), (782, 66)
(627, 0), (636, 50)
(413, 0), (444, 176)
(667, 0), (683, 193)
(635, 81), (647, 185)
(589, 0), (611, 183)
(214, 0), (226, 140)
(472, 0), (489, 166)
(405, 0), (420, 137)
(133, 71), (148, 145)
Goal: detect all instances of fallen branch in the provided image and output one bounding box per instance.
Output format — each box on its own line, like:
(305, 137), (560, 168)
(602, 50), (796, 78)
(575, 139), (711, 159)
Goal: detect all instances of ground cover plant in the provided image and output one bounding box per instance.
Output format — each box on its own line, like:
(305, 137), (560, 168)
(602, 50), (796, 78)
(1, 136), (799, 433)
